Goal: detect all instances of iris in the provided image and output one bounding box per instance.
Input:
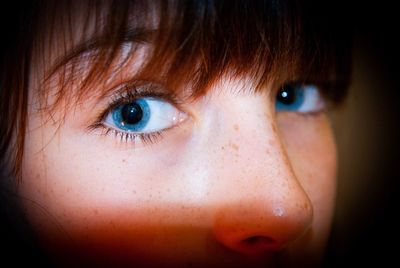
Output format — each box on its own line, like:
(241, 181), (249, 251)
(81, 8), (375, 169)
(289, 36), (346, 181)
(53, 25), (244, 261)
(112, 99), (150, 131)
(276, 84), (305, 111)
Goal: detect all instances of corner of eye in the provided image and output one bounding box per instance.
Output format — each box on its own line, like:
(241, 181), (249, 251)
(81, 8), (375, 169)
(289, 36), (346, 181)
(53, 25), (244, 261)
(178, 105), (199, 122)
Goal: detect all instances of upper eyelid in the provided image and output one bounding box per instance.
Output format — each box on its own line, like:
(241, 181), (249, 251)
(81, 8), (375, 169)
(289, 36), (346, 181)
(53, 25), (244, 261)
(282, 80), (345, 103)
(276, 81), (326, 99)
(96, 81), (186, 122)
(108, 82), (183, 107)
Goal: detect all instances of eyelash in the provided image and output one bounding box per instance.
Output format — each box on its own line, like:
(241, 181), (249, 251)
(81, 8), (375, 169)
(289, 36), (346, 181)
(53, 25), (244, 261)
(88, 84), (180, 146)
(98, 126), (164, 146)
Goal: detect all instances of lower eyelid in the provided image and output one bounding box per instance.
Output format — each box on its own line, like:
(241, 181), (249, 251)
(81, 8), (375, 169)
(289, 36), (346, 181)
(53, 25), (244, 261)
(276, 109), (327, 126)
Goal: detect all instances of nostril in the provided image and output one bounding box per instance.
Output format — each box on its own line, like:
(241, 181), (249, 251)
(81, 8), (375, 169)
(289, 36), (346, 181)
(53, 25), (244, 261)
(233, 235), (281, 256)
(242, 235), (275, 245)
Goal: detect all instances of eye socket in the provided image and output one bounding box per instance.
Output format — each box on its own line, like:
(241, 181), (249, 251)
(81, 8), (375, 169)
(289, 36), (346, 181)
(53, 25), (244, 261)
(103, 97), (186, 133)
(275, 83), (325, 113)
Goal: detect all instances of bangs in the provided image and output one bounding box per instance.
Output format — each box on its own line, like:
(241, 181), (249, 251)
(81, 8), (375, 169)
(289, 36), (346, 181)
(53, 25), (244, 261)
(33, 0), (352, 110)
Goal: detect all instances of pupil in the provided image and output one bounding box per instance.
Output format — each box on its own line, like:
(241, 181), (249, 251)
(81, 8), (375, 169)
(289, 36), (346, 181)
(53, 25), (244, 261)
(278, 85), (296, 105)
(121, 102), (143, 125)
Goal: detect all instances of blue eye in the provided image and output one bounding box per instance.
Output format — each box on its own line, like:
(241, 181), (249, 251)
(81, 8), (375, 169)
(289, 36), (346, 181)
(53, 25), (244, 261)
(275, 84), (325, 113)
(103, 97), (185, 133)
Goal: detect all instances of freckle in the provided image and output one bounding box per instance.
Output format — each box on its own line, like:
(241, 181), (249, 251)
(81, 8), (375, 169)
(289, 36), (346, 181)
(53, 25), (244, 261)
(233, 124), (239, 132)
(122, 159), (126, 163)
(229, 142), (239, 151)
(221, 146), (225, 150)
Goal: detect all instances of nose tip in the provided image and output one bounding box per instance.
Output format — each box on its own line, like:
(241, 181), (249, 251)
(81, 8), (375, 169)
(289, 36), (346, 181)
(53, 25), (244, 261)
(213, 201), (313, 257)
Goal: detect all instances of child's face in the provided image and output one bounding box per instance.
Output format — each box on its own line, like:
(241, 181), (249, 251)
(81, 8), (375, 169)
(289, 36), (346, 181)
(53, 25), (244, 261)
(18, 6), (337, 267)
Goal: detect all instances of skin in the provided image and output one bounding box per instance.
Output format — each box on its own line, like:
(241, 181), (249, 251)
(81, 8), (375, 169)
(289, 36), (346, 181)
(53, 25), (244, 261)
(19, 76), (336, 267)
(17, 6), (337, 268)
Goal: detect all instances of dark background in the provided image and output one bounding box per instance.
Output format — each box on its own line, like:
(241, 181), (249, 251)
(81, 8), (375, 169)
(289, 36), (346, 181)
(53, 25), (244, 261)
(325, 1), (400, 266)
(1, 1), (399, 267)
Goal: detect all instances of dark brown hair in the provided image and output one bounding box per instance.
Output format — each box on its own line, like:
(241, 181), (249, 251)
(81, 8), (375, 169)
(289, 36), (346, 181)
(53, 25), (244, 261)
(0, 0), (352, 179)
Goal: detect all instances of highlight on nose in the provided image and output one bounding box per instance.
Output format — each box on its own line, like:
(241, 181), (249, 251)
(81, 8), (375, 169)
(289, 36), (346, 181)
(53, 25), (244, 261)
(213, 199), (313, 257)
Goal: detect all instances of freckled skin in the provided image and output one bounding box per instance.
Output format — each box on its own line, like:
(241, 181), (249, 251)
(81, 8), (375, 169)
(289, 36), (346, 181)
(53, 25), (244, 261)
(228, 141), (239, 151)
(19, 77), (337, 267)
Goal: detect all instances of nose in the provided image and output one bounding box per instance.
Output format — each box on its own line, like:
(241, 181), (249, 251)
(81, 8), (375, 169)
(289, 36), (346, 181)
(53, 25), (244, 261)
(213, 188), (313, 256)
(208, 99), (313, 257)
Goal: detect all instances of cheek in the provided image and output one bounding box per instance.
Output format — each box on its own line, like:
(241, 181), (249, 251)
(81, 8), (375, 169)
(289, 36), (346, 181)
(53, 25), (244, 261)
(20, 120), (190, 222)
(19, 116), (212, 264)
(277, 113), (337, 252)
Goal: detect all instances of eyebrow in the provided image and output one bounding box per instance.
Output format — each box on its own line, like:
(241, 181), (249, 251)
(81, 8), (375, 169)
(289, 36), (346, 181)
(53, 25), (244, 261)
(46, 27), (155, 80)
